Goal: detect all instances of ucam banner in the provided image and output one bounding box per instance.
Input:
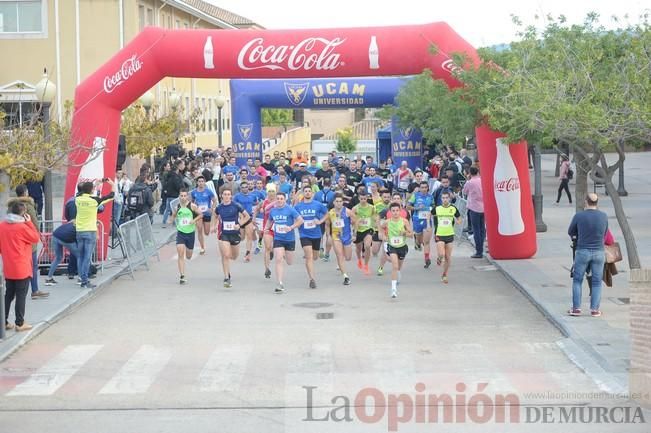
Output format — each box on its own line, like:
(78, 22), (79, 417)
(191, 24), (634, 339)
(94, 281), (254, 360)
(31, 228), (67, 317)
(390, 117), (423, 171)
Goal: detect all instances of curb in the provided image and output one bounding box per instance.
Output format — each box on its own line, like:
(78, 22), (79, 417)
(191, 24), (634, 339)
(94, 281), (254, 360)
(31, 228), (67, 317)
(0, 230), (175, 363)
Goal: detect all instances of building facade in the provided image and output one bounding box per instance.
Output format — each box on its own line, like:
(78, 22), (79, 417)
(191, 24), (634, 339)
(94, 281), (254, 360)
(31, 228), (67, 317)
(0, 0), (261, 150)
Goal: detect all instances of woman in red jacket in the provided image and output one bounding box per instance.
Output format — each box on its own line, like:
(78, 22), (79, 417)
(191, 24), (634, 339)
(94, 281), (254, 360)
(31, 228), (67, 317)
(0, 201), (41, 332)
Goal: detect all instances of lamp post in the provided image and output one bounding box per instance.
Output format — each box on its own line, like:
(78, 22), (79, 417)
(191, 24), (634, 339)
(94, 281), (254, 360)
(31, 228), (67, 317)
(168, 89), (180, 140)
(139, 90), (154, 117)
(532, 142), (547, 232)
(215, 93), (226, 149)
(35, 69), (56, 224)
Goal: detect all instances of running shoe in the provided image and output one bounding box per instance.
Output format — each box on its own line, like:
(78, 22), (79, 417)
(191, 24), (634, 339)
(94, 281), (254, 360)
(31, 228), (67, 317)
(224, 278), (232, 288)
(376, 266), (384, 276)
(264, 268), (271, 279)
(244, 252), (251, 263)
(309, 279), (317, 289)
(199, 248), (206, 255)
(363, 264), (370, 275)
(275, 284), (285, 294)
(424, 258), (432, 269)
(319, 248), (325, 258)
(254, 246), (261, 255)
(391, 289), (398, 299)
(357, 259), (363, 269)
(441, 274), (448, 284)
(44, 278), (58, 286)
(343, 276), (351, 285)
(323, 254), (330, 262)
(179, 275), (186, 285)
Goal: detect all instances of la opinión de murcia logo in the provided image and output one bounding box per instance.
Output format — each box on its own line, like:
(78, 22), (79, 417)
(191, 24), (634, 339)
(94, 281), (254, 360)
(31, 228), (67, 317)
(103, 55), (143, 93)
(494, 178), (521, 192)
(441, 59), (462, 75)
(237, 37), (346, 71)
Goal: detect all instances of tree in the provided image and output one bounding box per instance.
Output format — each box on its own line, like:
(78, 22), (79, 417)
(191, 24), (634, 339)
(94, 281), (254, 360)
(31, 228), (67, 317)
(120, 103), (184, 157)
(336, 127), (357, 154)
(456, 13), (651, 269)
(0, 101), (79, 216)
(262, 108), (294, 126)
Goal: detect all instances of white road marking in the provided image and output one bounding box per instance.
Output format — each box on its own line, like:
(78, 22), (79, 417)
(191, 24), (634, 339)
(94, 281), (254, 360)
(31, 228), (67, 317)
(99, 345), (171, 394)
(197, 344), (253, 392)
(7, 345), (103, 396)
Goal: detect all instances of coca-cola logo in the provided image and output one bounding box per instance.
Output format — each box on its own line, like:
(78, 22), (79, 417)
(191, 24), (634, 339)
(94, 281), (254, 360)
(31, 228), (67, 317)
(103, 55), (143, 94)
(237, 37), (345, 71)
(494, 177), (520, 192)
(441, 59), (462, 75)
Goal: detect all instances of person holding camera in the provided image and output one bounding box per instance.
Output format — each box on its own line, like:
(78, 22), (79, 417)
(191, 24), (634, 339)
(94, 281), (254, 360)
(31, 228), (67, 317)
(1, 201), (41, 331)
(75, 179), (115, 289)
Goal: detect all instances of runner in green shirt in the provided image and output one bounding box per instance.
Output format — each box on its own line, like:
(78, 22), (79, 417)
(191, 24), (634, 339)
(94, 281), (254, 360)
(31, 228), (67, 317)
(372, 189), (391, 260)
(381, 202), (413, 298)
(171, 188), (201, 284)
(352, 191), (376, 275)
(433, 191), (462, 284)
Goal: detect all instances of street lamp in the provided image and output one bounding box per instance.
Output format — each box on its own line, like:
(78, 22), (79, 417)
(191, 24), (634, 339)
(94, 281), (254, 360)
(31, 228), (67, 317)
(139, 90), (154, 117)
(168, 88), (180, 139)
(215, 92), (226, 148)
(35, 68), (56, 224)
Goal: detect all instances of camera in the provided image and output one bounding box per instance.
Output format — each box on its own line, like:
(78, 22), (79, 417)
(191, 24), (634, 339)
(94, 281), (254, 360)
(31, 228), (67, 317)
(102, 178), (110, 182)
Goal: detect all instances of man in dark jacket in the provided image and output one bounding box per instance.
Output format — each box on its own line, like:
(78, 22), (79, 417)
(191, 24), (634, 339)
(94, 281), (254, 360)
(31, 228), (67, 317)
(125, 175), (155, 223)
(162, 160), (185, 224)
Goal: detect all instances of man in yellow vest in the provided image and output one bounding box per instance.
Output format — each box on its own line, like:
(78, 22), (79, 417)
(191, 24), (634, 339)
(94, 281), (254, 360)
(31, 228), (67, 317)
(433, 191), (462, 284)
(75, 180), (115, 288)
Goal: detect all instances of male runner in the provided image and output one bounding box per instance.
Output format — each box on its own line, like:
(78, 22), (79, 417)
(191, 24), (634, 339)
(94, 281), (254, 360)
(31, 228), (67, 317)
(294, 185), (328, 288)
(266, 192), (304, 293)
(190, 175), (217, 255)
(233, 181), (259, 262)
(407, 181), (434, 268)
(171, 188), (201, 284)
(253, 184), (277, 279)
(382, 202), (413, 298)
(376, 193), (410, 276)
(433, 191), (462, 284)
(252, 179), (267, 254)
(325, 193), (356, 285)
(352, 191), (376, 275)
(372, 189), (391, 259)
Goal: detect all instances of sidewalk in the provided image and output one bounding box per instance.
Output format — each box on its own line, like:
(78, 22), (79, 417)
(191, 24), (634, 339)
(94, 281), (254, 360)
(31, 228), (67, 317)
(0, 223), (175, 361)
(487, 151), (651, 395)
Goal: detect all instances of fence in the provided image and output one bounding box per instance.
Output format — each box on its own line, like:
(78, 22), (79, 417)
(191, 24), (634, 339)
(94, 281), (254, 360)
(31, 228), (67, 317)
(454, 197), (468, 240)
(118, 213), (160, 278)
(37, 220), (105, 276)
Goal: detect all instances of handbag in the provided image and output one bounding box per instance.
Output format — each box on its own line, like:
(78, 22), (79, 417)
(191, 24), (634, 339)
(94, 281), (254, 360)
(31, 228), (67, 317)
(605, 242), (623, 264)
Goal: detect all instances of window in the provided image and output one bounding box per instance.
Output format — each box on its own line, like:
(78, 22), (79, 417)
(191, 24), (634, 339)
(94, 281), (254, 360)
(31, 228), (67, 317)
(208, 99), (212, 131)
(175, 19), (180, 29)
(0, 0), (43, 33)
(138, 5), (145, 31)
(1, 101), (42, 129)
(146, 7), (153, 26)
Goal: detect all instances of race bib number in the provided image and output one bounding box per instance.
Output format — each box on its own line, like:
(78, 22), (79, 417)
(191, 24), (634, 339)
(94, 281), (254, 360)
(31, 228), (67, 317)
(275, 224), (290, 234)
(390, 236), (402, 246)
(198, 204), (208, 213)
(359, 218), (370, 227)
(304, 219), (316, 229)
(440, 218), (452, 227)
(223, 221), (236, 231)
(399, 181), (409, 190)
(180, 217), (192, 226)
(333, 219), (344, 228)
(255, 218), (264, 229)
(418, 211), (430, 220)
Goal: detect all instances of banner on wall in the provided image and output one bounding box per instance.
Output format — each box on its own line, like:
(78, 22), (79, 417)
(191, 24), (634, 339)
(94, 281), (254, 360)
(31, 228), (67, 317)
(390, 118), (423, 171)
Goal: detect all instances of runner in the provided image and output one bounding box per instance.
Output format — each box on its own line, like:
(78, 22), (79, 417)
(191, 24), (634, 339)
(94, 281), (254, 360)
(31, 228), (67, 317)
(233, 181), (259, 262)
(372, 189), (391, 259)
(314, 179), (335, 261)
(265, 192), (304, 294)
(294, 185), (328, 289)
(252, 179), (267, 254)
(407, 181), (434, 268)
(325, 193), (356, 285)
(253, 184), (277, 279)
(190, 175), (217, 255)
(433, 191), (462, 284)
(213, 189), (249, 288)
(382, 202), (414, 298)
(352, 190), (376, 275)
(395, 161), (414, 198)
(376, 192), (410, 276)
(171, 188), (201, 284)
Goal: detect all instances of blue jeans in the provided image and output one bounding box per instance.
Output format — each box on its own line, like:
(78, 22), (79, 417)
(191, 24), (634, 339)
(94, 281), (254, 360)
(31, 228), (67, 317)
(48, 237), (80, 278)
(468, 210), (485, 256)
(162, 197), (175, 224)
(572, 248), (605, 311)
(76, 231), (97, 285)
(30, 251), (39, 294)
(113, 201), (123, 226)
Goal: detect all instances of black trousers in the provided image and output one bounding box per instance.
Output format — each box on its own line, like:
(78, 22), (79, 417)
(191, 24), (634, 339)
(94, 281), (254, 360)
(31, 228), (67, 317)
(557, 178), (572, 203)
(5, 277), (30, 326)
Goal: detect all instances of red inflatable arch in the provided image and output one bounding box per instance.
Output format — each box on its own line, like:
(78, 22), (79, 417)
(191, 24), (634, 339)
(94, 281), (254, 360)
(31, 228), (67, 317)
(65, 23), (536, 260)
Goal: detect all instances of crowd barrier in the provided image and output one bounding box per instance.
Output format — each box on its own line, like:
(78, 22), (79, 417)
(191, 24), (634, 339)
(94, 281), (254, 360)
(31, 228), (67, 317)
(118, 213), (160, 278)
(37, 220), (105, 275)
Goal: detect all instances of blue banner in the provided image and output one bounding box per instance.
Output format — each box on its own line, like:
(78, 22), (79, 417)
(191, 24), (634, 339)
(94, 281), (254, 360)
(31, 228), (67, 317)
(230, 77), (411, 166)
(390, 116), (423, 171)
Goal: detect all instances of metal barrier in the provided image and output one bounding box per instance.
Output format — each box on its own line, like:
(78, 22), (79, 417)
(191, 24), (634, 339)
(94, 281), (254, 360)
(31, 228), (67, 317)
(37, 220), (105, 276)
(454, 197), (468, 240)
(118, 214), (160, 278)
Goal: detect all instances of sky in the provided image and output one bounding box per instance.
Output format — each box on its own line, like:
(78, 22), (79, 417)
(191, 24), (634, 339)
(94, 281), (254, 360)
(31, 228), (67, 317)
(207, 0), (649, 47)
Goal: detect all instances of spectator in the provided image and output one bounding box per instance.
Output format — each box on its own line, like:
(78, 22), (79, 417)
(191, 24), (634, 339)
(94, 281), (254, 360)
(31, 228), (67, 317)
(44, 221), (80, 286)
(556, 155), (573, 205)
(125, 175), (155, 223)
(567, 193), (608, 317)
(0, 201), (41, 331)
(9, 185), (49, 299)
(462, 166), (485, 258)
(26, 178), (45, 219)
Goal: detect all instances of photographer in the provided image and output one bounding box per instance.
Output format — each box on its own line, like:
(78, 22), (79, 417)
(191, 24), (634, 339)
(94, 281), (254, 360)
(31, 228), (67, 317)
(125, 175), (155, 223)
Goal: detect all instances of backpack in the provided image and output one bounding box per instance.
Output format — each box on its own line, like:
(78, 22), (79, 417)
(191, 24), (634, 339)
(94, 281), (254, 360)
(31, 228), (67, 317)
(126, 186), (146, 214)
(567, 166), (574, 180)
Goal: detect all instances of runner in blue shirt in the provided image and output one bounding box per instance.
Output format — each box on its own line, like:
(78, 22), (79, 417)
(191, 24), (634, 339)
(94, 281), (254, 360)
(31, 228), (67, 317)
(222, 156), (239, 178)
(190, 176), (217, 255)
(265, 192), (303, 294)
(234, 180), (259, 263)
(294, 185), (328, 289)
(407, 181), (434, 268)
(213, 189), (249, 288)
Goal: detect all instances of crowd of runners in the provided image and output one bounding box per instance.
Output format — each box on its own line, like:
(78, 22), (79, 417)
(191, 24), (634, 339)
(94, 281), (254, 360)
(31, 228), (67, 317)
(162, 148), (477, 298)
